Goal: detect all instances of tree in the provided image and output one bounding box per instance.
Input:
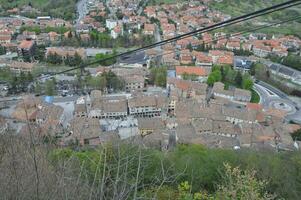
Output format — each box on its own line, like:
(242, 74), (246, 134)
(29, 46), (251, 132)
(0, 46), (6, 55)
(242, 77), (253, 90)
(155, 72), (167, 87)
(150, 67), (167, 87)
(116, 9), (124, 20)
(207, 75), (216, 86)
(34, 82), (42, 95)
(215, 163), (275, 200)
(282, 54), (301, 71)
(95, 52), (117, 66)
(19, 72), (27, 91)
(45, 79), (56, 96)
(207, 70), (222, 86)
(73, 52), (82, 66)
(250, 63), (256, 76)
(235, 71), (243, 86)
(46, 52), (63, 65)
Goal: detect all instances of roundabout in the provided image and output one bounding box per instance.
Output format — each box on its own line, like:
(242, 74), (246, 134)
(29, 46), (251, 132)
(269, 99), (296, 115)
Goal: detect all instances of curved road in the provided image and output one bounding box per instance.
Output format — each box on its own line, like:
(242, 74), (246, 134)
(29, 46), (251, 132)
(254, 81), (301, 124)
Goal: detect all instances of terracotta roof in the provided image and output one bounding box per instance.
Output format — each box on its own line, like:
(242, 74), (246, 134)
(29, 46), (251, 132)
(217, 55), (233, 65)
(18, 40), (34, 49)
(195, 52), (212, 63)
(247, 103), (262, 111)
(176, 66), (207, 76)
(48, 31), (58, 37)
(144, 23), (155, 32)
(0, 36), (11, 41)
(209, 50), (234, 56)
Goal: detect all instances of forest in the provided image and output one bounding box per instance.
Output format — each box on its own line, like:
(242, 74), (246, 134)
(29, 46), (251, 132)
(0, 134), (301, 200)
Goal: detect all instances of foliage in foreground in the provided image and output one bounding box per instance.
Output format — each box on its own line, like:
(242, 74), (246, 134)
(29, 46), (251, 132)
(0, 135), (301, 199)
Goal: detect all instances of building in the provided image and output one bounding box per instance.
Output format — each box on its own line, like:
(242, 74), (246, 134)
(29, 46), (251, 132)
(137, 118), (165, 136)
(175, 66), (209, 81)
(212, 82), (251, 102)
(74, 104), (87, 117)
(194, 52), (213, 67)
(209, 50), (234, 65)
(17, 39), (36, 62)
(106, 19), (118, 30)
(66, 117), (119, 146)
(46, 47), (87, 60)
(222, 105), (257, 124)
(7, 61), (36, 74)
(143, 23), (155, 35)
(0, 35), (11, 44)
(234, 57), (253, 72)
(128, 94), (168, 117)
(123, 75), (145, 92)
(89, 96), (128, 119)
(252, 45), (271, 58)
(234, 88), (251, 102)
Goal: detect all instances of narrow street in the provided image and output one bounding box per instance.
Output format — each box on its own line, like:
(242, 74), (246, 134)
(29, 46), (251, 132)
(76, 0), (89, 25)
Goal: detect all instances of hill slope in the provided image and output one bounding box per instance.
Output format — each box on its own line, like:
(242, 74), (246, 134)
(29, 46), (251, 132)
(209, 0), (301, 19)
(0, 0), (78, 20)
(209, 0), (301, 37)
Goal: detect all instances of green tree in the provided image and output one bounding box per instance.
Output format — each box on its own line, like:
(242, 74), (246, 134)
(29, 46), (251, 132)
(235, 71), (243, 86)
(0, 45), (6, 55)
(250, 63), (256, 76)
(207, 75), (216, 86)
(215, 163), (275, 200)
(45, 79), (56, 96)
(242, 77), (253, 90)
(116, 9), (124, 20)
(207, 70), (222, 86)
(150, 67), (167, 87)
(47, 52), (63, 65)
(34, 82), (42, 95)
(291, 128), (301, 141)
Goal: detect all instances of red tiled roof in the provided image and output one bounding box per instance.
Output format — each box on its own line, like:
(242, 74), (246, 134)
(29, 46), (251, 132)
(176, 66), (207, 76)
(217, 55), (233, 65)
(18, 40), (34, 49)
(0, 36), (11, 41)
(247, 103), (262, 111)
(195, 52), (212, 63)
(144, 23), (155, 32)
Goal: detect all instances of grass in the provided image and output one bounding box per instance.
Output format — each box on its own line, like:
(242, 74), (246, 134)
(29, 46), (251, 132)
(250, 89), (260, 103)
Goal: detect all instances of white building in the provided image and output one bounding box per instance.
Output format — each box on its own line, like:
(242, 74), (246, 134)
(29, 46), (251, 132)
(106, 19), (118, 30)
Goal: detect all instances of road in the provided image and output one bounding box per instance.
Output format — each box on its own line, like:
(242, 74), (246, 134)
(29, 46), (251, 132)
(106, 0), (116, 19)
(76, 0), (89, 25)
(154, 24), (162, 47)
(137, 0), (149, 15)
(254, 81), (301, 124)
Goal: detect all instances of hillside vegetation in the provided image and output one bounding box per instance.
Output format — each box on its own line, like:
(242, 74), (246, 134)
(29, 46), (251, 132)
(209, 0), (301, 37)
(0, 0), (78, 19)
(1, 135), (301, 200)
(209, 0), (301, 19)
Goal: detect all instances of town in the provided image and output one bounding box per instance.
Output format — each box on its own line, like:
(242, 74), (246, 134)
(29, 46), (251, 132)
(0, 0), (301, 152)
